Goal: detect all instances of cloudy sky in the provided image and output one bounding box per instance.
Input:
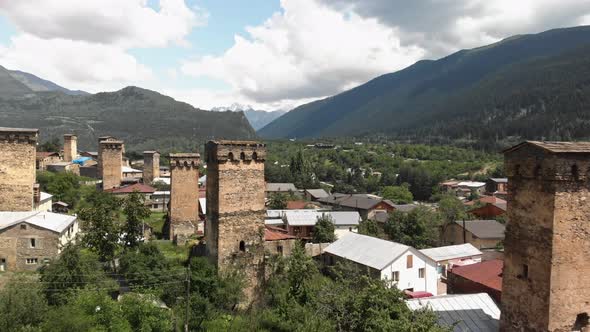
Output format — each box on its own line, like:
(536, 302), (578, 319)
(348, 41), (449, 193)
(1, 0), (589, 111)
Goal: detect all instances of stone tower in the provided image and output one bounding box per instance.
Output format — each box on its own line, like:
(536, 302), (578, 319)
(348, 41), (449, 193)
(63, 134), (77, 162)
(143, 151), (160, 184)
(205, 140), (266, 305)
(99, 139), (123, 190)
(0, 127), (38, 211)
(97, 136), (116, 177)
(501, 141), (590, 332)
(168, 153), (199, 243)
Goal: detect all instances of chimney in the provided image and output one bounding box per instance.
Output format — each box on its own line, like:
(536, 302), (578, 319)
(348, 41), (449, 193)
(63, 134), (77, 162)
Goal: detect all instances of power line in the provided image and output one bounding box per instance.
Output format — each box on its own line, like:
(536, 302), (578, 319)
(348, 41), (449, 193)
(8, 273), (186, 285)
(8, 280), (185, 292)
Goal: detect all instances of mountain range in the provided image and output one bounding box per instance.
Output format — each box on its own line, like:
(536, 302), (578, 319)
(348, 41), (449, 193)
(211, 103), (287, 130)
(0, 66), (256, 152)
(259, 26), (590, 148)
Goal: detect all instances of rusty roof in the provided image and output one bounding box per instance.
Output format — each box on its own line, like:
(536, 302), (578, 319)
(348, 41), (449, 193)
(450, 260), (503, 292)
(264, 226), (297, 241)
(504, 141), (590, 154)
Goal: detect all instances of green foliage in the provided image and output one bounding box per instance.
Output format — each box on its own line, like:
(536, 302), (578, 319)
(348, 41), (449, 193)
(119, 242), (173, 289)
(358, 219), (381, 237)
(36, 171), (88, 208)
(0, 276), (48, 331)
(385, 207), (442, 249)
(119, 293), (174, 332)
(39, 243), (115, 305)
(38, 137), (60, 152)
(79, 191), (122, 263)
(122, 191), (151, 247)
(381, 184), (414, 204)
(312, 214), (336, 243)
(268, 193), (288, 209)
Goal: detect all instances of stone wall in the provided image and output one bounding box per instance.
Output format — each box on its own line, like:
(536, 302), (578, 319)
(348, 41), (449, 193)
(169, 153), (199, 243)
(0, 128), (38, 211)
(0, 222), (60, 271)
(500, 143), (590, 332)
(100, 140), (123, 190)
(63, 134), (77, 162)
(143, 151), (160, 184)
(264, 238), (299, 257)
(205, 140), (266, 306)
(443, 223), (502, 250)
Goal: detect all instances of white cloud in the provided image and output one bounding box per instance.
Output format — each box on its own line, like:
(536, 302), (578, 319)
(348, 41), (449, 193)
(181, 0), (425, 105)
(0, 0), (206, 48)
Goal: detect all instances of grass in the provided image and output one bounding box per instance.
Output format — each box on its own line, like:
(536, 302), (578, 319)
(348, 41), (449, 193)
(145, 212), (166, 239)
(152, 240), (190, 264)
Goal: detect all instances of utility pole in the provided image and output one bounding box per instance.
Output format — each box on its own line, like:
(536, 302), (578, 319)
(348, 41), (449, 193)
(184, 265), (191, 332)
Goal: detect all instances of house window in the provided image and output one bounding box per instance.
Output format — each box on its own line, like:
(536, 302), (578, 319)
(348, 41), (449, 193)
(26, 258), (38, 265)
(521, 264), (529, 279)
(20, 224), (26, 230)
(349, 227), (352, 232)
(419, 268), (425, 278)
(392, 271), (400, 282)
(277, 245), (283, 256)
(30, 238), (36, 248)
(406, 255), (413, 268)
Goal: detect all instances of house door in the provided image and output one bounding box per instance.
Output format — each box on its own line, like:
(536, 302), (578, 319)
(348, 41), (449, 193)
(0, 258), (6, 272)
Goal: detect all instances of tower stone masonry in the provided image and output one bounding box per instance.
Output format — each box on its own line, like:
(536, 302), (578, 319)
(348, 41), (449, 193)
(205, 140), (267, 306)
(63, 134), (77, 162)
(99, 140), (123, 190)
(0, 127), (38, 211)
(143, 151), (160, 184)
(168, 153), (200, 243)
(501, 141), (590, 332)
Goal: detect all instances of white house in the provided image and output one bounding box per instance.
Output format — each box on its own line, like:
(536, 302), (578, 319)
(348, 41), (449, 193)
(323, 233), (437, 295)
(265, 209), (360, 239)
(420, 243), (482, 280)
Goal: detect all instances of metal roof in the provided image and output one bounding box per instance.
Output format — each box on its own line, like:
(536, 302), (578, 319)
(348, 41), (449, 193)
(420, 243), (482, 262)
(406, 293), (500, 332)
(489, 178), (507, 183)
(0, 211), (76, 233)
(40, 192), (53, 202)
(266, 183), (298, 192)
(324, 233), (410, 270)
(266, 210), (360, 226)
(305, 188), (329, 199)
(454, 220), (505, 239)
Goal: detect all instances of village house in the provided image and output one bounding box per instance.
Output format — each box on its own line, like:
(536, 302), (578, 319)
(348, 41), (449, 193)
(266, 183), (298, 196)
(419, 243), (482, 285)
(264, 226), (298, 257)
(34, 192), (53, 212)
(35, 151), (61, 170)
(318, 193), (396, 220)
(104, 182), (156, 200)
(406, 293), (500, 331)
(372, 204), (420, 223)
(440, 180), (486, 197)
(52, 201), (69, 214)
(149, 190), (170, 212)
(442, 219), (505, 249)
(304, 188), (329, 201)
(265, 209), (360, 239)
(0, 211), (79, 272)
(466, 196), (507, 219)
(323, 233), (438, 296)
(485, 178), (507, 197)
(447, 259), (503, 303)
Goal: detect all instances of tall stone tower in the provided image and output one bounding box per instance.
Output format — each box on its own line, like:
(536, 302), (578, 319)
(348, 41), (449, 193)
(501, 141), (590, 332)
(205, 140), (266, 305)
(97, 135), (116, 177)
(143, 151), (160, 184)
(99, 139), (123, 190)
(168, 153), (199, 243)
(0, 127), (38, 211)
(63, 134), (77, 162)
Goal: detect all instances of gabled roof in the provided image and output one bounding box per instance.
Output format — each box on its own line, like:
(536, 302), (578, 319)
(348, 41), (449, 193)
(0, 211), (76, 233)
(406, 293), (500, 332)
(105, 183), (155, 194)
(266, 210), (360, 226)
(324, 233), (413, 270)
(450, 260), (503, 292)
(305, 188), (329, 199)
(318, 193), (392, 210)
(489, 178), (507, 183)
(36, 151), (60, 158)
(454, 220), (505, 239)
(266, 183), (297, 192)
(503, 141), (590, 154)
(265, 226), (297, 241)
(420, 243), (482, 262)
(40, 192), (53, 202)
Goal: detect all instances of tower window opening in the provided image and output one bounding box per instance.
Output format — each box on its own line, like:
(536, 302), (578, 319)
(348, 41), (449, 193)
(252, 152), (258, 160)
(572, 164), (579, 180)
(514, 164), (521, 177)
(240, 152), (245, 160)
(228, 152), (234, 161)
(521, 264), (529, 279)
(239, 240), (245, 252)
(573, 313), (589, 331)
(534, 164), (542, 178)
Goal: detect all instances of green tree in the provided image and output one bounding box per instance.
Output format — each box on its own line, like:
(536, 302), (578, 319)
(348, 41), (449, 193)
(122, 191), (151, 247)
(119, 242), (173, 289)
(0, 276), (48, 331)
(385, 207), (442, 249)
(120, 293), (174, 331)
(37, 171), (84, 207)
(38, 137), (60, 152)
(286, 243), (319, 305)
(438, 194), (467, 243)
(39, 243), (115, 305)
(79, 191), (122, 264)
(381, 184), (414, 204)
(358, 219), (381, 237)
(312, 214), (336, 243)
(268, 193), (288, 209)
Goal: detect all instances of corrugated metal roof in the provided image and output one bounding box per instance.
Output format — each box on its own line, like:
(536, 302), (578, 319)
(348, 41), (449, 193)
(266, 210), (360, 226)
(451, 260), (503, 292)
(406, 293), (500, 332)
(305, 188), (329, 198)
(0, 211), (76, 233)
(420, 244), (482, 262)
(324, 233), (410, 270)
(266, 183), (298, 192)
(454, 220), (505, 239)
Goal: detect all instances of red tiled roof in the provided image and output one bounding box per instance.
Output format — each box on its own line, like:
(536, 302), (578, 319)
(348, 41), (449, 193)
(287, 201), (308, 209)
(451, 259), (503, 291)
(264, 226), (297, 241)
(464, 195), (506, 206)
(105, 183), (156, 194)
